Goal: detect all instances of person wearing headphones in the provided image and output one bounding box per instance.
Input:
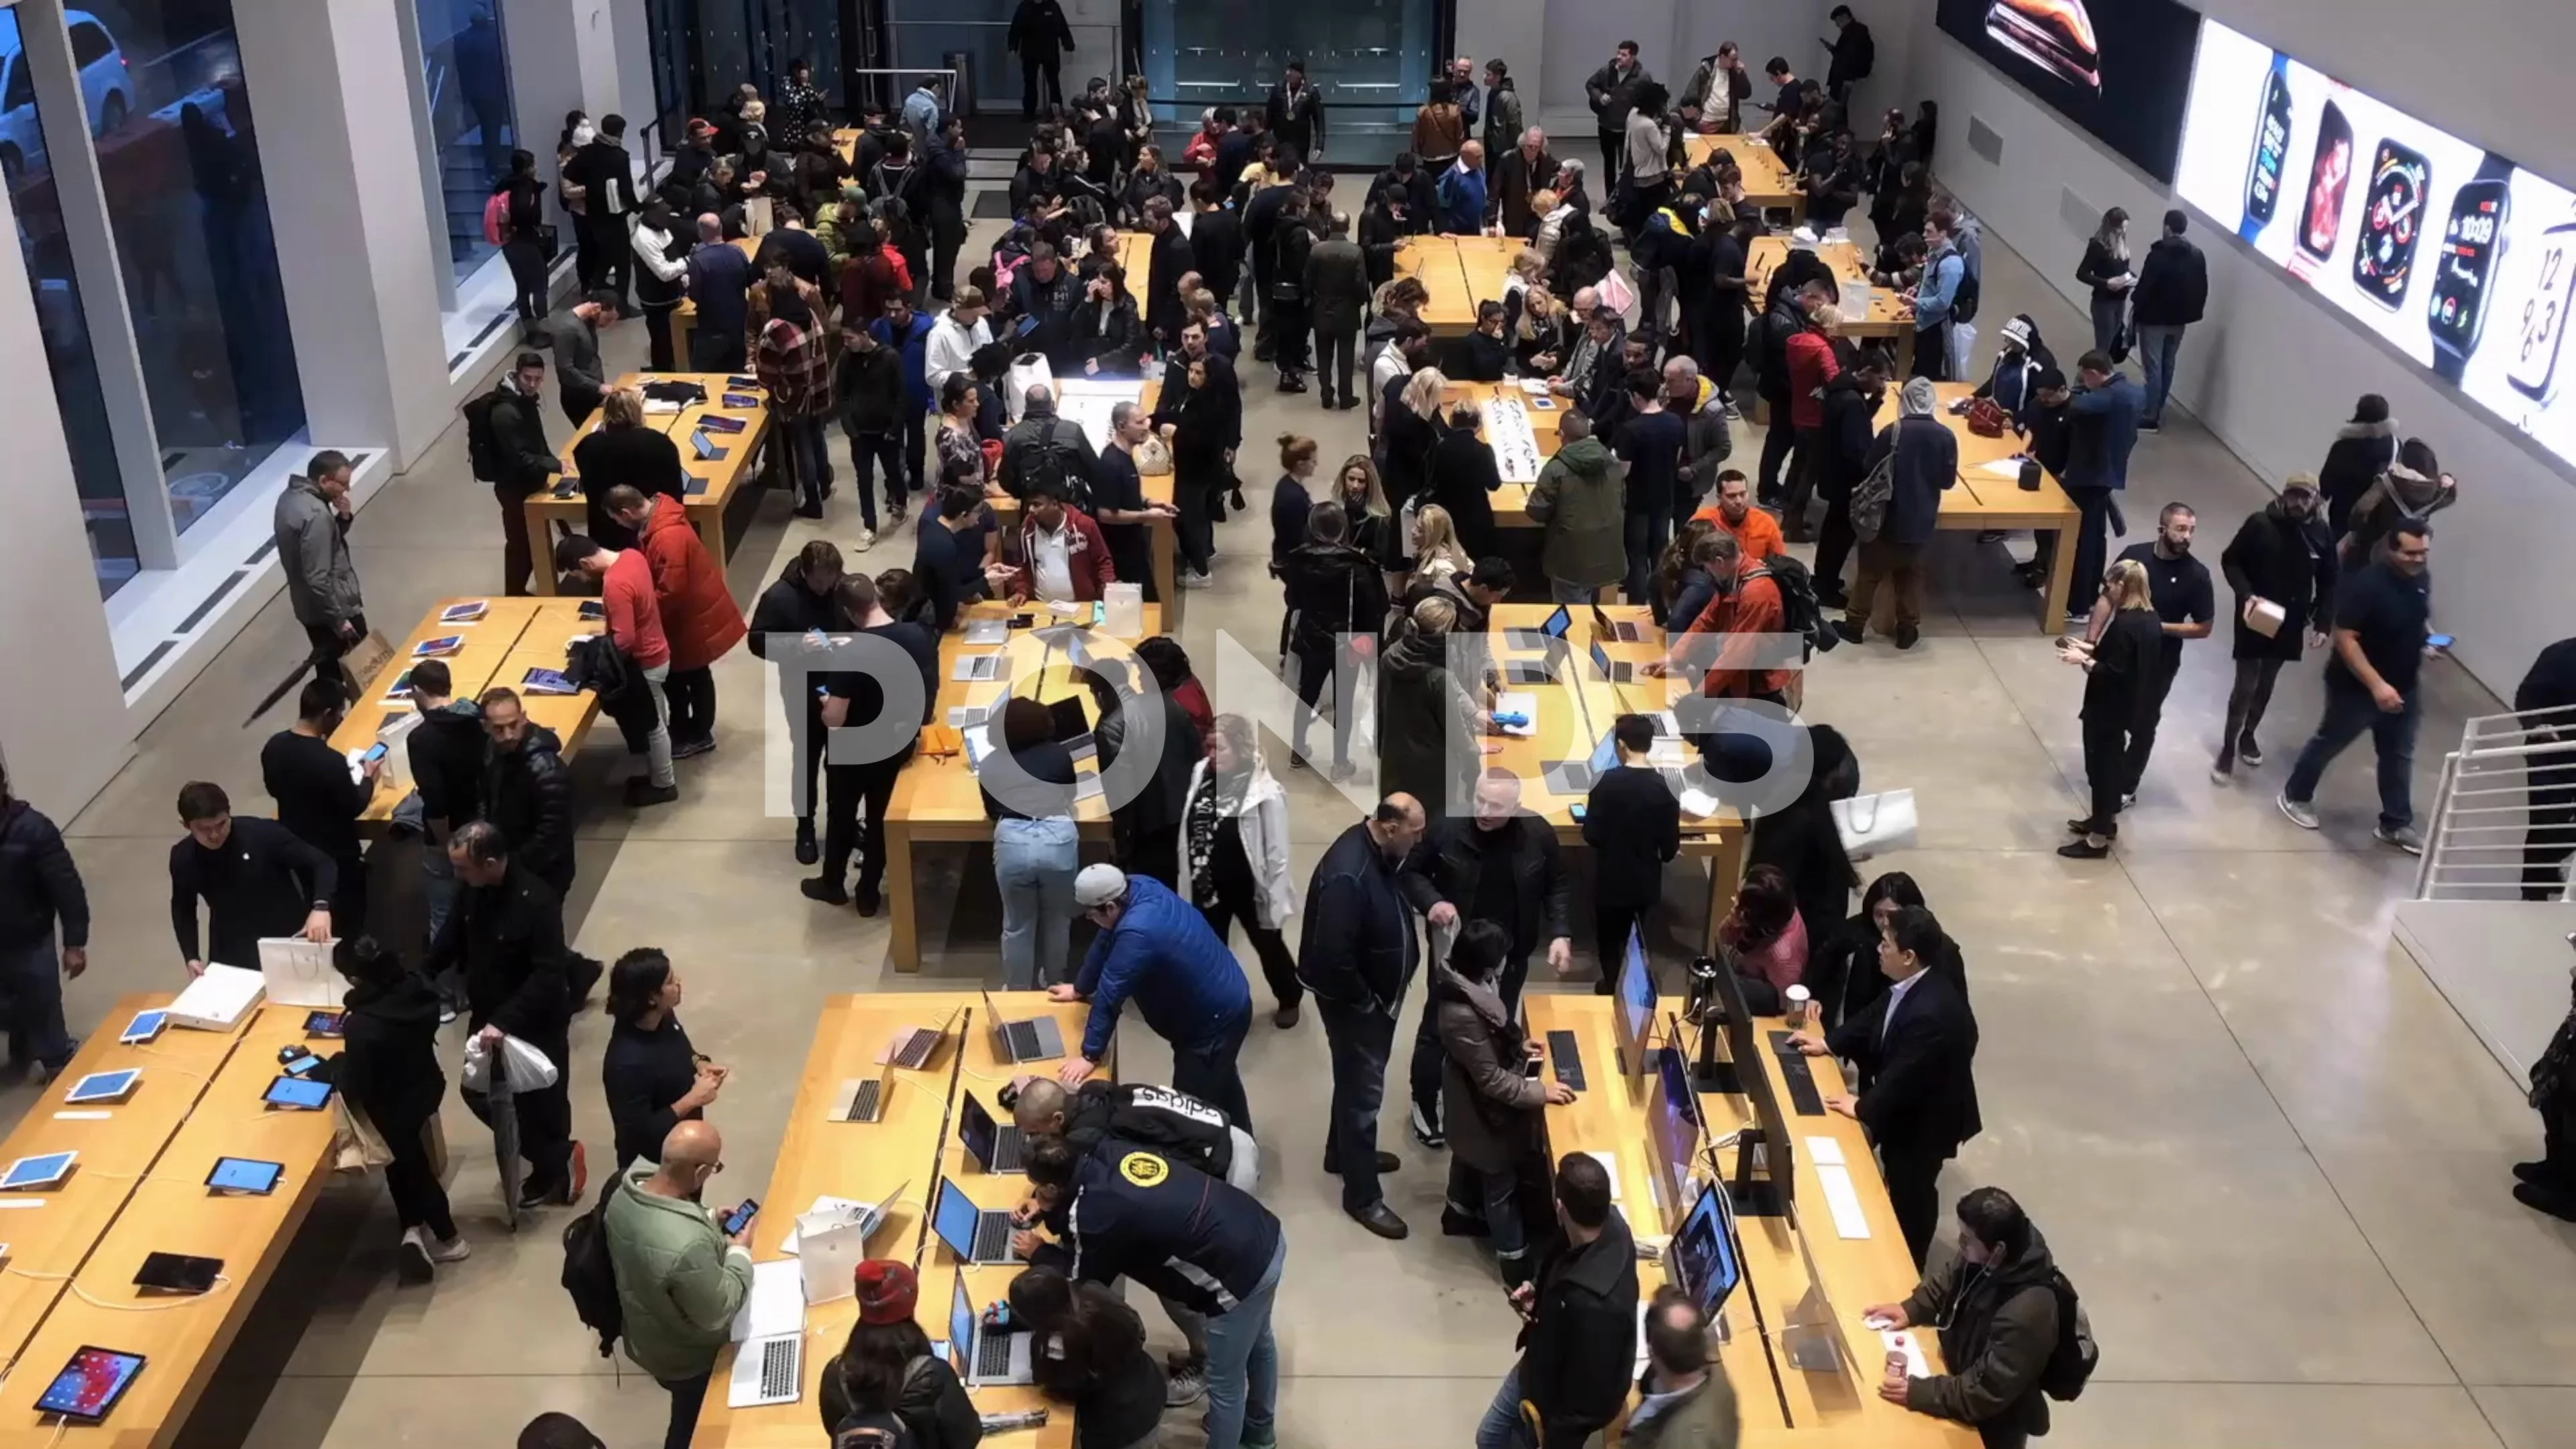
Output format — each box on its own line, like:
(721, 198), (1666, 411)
(1866, 1186), (2065, 1449)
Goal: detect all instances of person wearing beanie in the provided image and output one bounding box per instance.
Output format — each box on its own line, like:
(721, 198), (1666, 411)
(818, 1259), (982, 1446)
(2214, 474), (2337, 782)
(1055, 863), (1257, 1129)
(1831, 376), (1956, 649)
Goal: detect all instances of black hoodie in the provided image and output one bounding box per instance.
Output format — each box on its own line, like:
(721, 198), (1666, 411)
(0, 799), (87, 952)
(322, 967), (447, 1132)
(1519, 1206), (1640, 1448)
(406, 700), (488, 830)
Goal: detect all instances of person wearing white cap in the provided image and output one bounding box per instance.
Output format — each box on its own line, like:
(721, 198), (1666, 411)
(1053, 863), (1258, 1130)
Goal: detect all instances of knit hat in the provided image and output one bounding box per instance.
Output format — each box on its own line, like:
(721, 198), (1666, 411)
(2281, 471), (2320, 496)
(1999, 314), (2033, 350)
(2031, 366), (2067, 392)
(853, 1260), (917, 1325)
(1900, 377), (1938, 417)
(1074, 863), (1130, 909)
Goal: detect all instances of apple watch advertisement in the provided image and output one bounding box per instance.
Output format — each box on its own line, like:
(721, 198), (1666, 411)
(1935, 0), (2203, 181)
(2177, 19), (2576, 455)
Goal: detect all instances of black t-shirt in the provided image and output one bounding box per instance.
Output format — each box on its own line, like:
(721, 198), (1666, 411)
(822, 621), (941, 735)
(260, 730), (368, 862)
(2331, 561), (2432, 694)
(2114, 542), (2214, 672)
(1094, 444), (1150, 559)
(1615, 411), (1690, 517)
(1470, 825), (1523, 943)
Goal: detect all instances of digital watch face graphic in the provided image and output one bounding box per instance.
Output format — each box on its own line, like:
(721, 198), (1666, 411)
(2510, 223), (2576, 404)
(1983, 0), (2100, 91)
(2297, 100), (2354, 263)
(2427, 178), (2509, 359)
(2242, 68), (2293, 232)
(2352, 140), (2430, 307)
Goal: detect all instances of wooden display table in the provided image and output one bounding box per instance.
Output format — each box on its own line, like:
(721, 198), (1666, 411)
(327, 597), (605, 830)
(1396, 235), (1479, 334)
(981, 380), (1179, 620)
(692, 991), (1091, 1448)
(1682, 136), (1805, 221)
(1869, 381), (2081, 634)
(1748, 237), (1916, 378)
(528, 372), (774, 594)
(0, 1006), (341, 1447)
(880, 604), (1166, 971)
(1521, 994), (1976, 1449)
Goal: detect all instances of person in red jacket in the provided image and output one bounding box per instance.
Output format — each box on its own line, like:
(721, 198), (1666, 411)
(1781, 292), (1843, 538)
(554, 530), (678, 806)
(1650, 532), (1794, 702)
(1010, 477), (1118, 604)
(609, 486), (746, 760)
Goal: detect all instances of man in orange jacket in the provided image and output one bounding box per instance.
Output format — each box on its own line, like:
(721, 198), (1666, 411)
(1690, 468), (1786, 562)
(610, 485), (745, 759)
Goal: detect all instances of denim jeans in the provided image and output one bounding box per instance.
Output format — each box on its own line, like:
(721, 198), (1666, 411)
(994, 816), (1079, 987)
(777, 413), (831, 508)
(421, 826), (458, 945)
(847, 428), (903, 531)
(1474, 1364), (1536, 1449)
(1622, 511), (1669, 605)
(641, 662), (676, 788)
(2135, 323), (2185, 423)
(1548, 578), (1600, 606)
(2284, 670), (2422, 830)
(1201, 1235), (1285, 1449)
(1171, 1004), (1255, 1131)
(1446, 1157), (1528, 1268)
(0, 941), (75, 1073)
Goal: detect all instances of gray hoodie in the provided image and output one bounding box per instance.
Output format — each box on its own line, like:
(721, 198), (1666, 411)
(273, 475), (362, 631)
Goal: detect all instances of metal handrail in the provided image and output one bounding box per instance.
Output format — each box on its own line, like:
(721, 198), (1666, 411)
(2416, 703), (2576, 901)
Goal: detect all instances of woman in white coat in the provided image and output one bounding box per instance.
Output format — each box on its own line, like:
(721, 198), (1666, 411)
(1181, 714), (1303, 1028)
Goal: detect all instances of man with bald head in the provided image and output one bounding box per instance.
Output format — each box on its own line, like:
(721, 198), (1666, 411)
(1298, 794), (1429, 1238)
(603, 1119), (753, 1449)
(684, 212), (753, 371)
(1010, 1073), (1246, 1185)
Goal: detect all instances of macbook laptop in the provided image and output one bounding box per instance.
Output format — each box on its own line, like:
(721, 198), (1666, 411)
(958, 1093), (1027, 1174)
(1503, 604), (1573, 650)
(946, 1273), (1034, 1387)
(1542, 729), (1624, 797)
(726, 1260), (806, 1407)
(1589, 639), (1639, 684)
(833, 1059), (899, 1124)
(1047, 695), (1097, 761)
(890, 1007), (962, 1071)
(1593, 604), (1645, 643)
(980, 989), (1065, 1065)
(931, 1175), (1022, 1265)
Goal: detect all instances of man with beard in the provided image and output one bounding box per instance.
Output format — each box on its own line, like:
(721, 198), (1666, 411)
(2098, 504), (2215, 802)
(1297, 794), (1428, 1240)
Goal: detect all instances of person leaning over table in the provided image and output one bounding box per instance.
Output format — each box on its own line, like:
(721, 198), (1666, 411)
(602, 947), (724, 1173)
(1790, 902), (1981, 1265)
(604, 1120), (754, 1449)
(542, 290), (624, 428)
(572, 386), (686, 551)
(984, 697), (1083, 989)
(169, 780), (335, 976)
(1055, 863), (1256, 1130)
(1868, 1187), (2063, 1449)
(1435, 919), (1575, 1287)
(1009, 1264), (1171, 1449)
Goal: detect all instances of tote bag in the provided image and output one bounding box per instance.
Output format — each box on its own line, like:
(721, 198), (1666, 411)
(1831, 788), (1917, 861)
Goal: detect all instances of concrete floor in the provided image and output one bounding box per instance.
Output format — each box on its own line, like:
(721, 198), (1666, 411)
(29, 199), (2576, 1449)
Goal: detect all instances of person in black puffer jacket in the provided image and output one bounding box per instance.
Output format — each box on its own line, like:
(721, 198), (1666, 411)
(2316, 394), (2397, 541)
(746, 541), (855, 865)
(320, 937), (464, 1283)
(477, 695), (575, 897)
(1747, 722), (1861, 971)
(1281, 503), (1389, 779)
(1008, 1267), (1169, 1449)
(0, 763), (87, 1079)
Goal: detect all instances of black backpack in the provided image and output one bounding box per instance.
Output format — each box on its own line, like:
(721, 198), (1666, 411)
(1747, 556), (1829, 661)
(827, 1356), (928, 1448)
(1020, 417), (1093, 511)
(559, 1185), (622, 1357)
(2037, 1269), (2100, 1401)
(463, 389), (506, 485)
(1950, 262), (1982, 325)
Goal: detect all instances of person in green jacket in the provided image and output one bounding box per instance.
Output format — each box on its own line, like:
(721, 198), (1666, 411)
(1525, 409), (1626, 604)
(603, 1120), (754, 1449)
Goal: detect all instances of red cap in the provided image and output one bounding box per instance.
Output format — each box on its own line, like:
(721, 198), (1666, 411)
(853, 1259), (918, 1325)
(688, 117), (716, 138)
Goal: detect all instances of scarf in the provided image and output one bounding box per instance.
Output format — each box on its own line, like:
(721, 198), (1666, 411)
(1186, 774), (1226, 908)
(2536, 977), (2576, 1110)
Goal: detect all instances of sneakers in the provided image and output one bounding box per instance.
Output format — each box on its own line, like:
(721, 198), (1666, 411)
(2237, 737), (2265, 767)
(2276, 792), (2320, 830)
(397, 1226), (435, 1285)
(855, 527), (877, 552)
(625, 780), (680, 807)
(1179, 570), (1216, 590)
(671, 737), (715, 761)
(428, 1232), (471, 1265)
(2375, 823), (2425, 855)
(2209, 762), (2233, 786)
(1163, 1359), (1208, 1408)
(1409, 1101), (1444, 1150)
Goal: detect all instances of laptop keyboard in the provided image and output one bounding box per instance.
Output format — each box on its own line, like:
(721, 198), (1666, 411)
(991, 1127), (1026, 1174)
(1003, 1021), (1043, 1061)
(1548, 1030), (1587, 1091)
(894, 1030), (936, 1069)
(973, 1213), (1014, 1262)
(975, 1328), (1015, 1379)
(849, 1080), (883, 1122)
(759, 1338), (798, 1399)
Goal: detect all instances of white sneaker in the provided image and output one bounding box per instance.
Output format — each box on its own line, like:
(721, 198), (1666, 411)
(397, 1226), (435, 1285)
(2276, 791), (2320, 830)
(2375, 823), (2425, 855)
(428, 1232), (471, 1265)
(1180, 570), (1216, 590)
(855, 527), (877, 552)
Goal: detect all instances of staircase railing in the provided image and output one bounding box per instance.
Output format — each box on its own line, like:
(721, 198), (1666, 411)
(2416, 702), (2576, 901)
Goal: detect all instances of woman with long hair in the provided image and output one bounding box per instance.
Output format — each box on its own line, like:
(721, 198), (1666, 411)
(2076, 206), (2135, 358)
(2061, 558), (2165, 858)
(1382, 366), (1450, 519)
(1820, 871), (1933, 1027)
(1721, 863), (1808, 1014)
(1075, 262), (1148, 376)
(1281, 502), (1391, 782)
(1654, 517), (1719, 629)
(1182, 714), (1303, 1026)
(495, 148), (551, 334)
(935, 372), (989, 488)
(1409, 503), (1472, 590)
(601, 948), (722, 1171)
(818, 1261), (983, 1447)
(1008, 1266), (1167, 1448)
(1152, 353), (1235, 584)
(320, 937), (464, 1282)
(1330, 453), (1399, 573)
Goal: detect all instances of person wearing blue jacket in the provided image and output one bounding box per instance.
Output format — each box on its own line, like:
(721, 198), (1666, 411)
(2061, 351), (2143, 616)
(1909, 214), (1966, 380)
(1436, 145), (1491, 235)
(1019, 1134), (1285, 1449)
(1053, 865), (1255, 1130)
(870, 292), (938, 495)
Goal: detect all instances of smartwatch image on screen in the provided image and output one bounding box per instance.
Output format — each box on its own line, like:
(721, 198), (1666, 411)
(2428, 157), (2516, 384)
(2353, 139), (2432, 309)
(2509, 219), (2576, 405)
(2241, 56), (2294, 242)
(2293, 99), (2355, 278)
(1982, 0), (2101, 93)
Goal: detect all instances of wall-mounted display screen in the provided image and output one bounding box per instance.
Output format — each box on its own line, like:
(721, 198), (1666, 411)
(2176, 20), (2576, 464)
(1935, 0), (2204, 182)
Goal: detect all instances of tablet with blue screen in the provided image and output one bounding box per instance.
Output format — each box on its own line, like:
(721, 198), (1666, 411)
(206, 1158), (284, 1195)
(119, 1010), (168, 1045)
(34, 1346), (144, 1421)
(262, 1076), (333, 1111)
(63, 1070), (138, 1106)
(1, 1152), (75, 1190)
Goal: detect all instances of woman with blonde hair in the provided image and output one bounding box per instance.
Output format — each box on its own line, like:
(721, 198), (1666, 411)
(1529, 188), (1570, 262)
(1381, 366), (1450, 519)
(1330, 453), (1398, 572)
(2059, 557), (2163, 858)
(1410, 504), (1472, 588)
(570, 384), (686, 548)
(1501, 249), (1548, 345)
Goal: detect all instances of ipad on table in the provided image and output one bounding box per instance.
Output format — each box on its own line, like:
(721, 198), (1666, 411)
(34, 1347), (144, 1421)
(262, 1076), (334, 1111)
(62, 1070), (138, 1106)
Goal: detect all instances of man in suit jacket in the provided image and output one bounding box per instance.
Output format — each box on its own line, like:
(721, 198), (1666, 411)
(1487, 126), (1559, 239)
(1142, 197), (1195, 345)
(1794, 904), (1980, 1265)
(1304, 212), (1373, 411)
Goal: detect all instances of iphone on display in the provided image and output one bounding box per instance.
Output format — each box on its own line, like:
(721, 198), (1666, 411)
(2241, 59), (2294, 241)
(2352, 140), (2431, 308)
(2509, 221), (2576, 405)
(2293, 99), (2354, 276)
(2426, 160), (2512, 383)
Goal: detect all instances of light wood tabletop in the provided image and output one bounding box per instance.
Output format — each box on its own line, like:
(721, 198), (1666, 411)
(980, 380), (1179, 619)
(692, 991), (1091, 1448)
(1869, 381), (2080, 633)
(1396, 235), (1477, 333)
(0, 1006), (339, 1446)
(530, 373), (775, 592)
(1682, 136), (1805, 216)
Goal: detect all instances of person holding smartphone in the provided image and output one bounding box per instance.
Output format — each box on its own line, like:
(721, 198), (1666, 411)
(1434, 920), (1574, 1288)
(601, 1120), (754, 1449)
(262, 676), (383, 939)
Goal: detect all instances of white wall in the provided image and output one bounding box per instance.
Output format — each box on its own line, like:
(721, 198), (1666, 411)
(1907, 30), (2575, 696)
(1534, 0), (1850, 116)
(1456, 0), (1546, 115)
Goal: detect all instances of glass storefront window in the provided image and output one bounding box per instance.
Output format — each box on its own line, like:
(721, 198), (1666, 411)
(83, 0), (306, 535)
(416, 0), (518, 281)
(1136, 0), (1439, 148)
(0, 8), (138, 598)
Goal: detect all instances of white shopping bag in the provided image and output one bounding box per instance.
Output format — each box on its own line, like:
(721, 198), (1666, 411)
(1002, 354), (1056, 424)
(462, 1030), (563, 1093)
(1831, 789), (1919, 861)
